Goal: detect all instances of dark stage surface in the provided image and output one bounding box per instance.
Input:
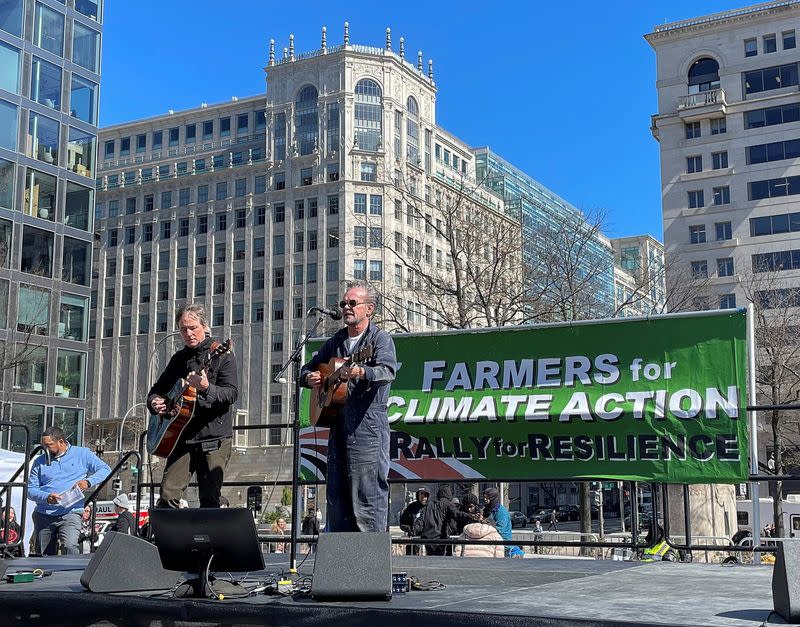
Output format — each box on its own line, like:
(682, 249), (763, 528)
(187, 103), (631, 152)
(0, 553), (782, 626)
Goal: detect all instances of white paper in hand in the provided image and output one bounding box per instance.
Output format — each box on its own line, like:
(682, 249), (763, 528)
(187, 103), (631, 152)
(58, 484), (84, 508)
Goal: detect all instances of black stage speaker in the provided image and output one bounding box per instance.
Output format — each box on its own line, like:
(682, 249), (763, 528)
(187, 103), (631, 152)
(311, 532), (392, 600)
(773, 541), (800, 622)
(0, 559), (7, 580)
(80, 531), (180, 593)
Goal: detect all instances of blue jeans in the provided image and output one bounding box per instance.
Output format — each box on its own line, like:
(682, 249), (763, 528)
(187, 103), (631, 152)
(326, 407), (389, 532)
(34, 510), (82, 555)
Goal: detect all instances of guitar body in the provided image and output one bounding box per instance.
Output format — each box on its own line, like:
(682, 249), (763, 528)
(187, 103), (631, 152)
(309, 358), (349, 427)
(146, 340), (233, 458)
(308, 345), (374, 427)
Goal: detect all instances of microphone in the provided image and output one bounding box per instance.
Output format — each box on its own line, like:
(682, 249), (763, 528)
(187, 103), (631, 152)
(307, 305), (342, 320)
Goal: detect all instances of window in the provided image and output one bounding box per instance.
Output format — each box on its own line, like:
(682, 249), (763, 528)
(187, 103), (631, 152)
(715, 221), (733, 241)
(216, 212), (227, 231)
(295, 231), (304, 252)
(252, 302), (264, 322)
(231, 303), (244, 325)
(369, 260), (382, 281)
(712, 151), (728, 169)
(684, 121), (701, 139)
(235, 178), (246, 197)
(272, 299), (284, 321)
(21, 226), (53, 276)
(274, 203), (285, 222)
(161, 191), (172, 208)
(745, 38), (758, 57)
(107, 228), (118, 247)
(354, 193), (367, 214)
(764, 34), (777, 54)
(152, 130), (163, 150)
(746, 103), (800, 129)
(140, 283), (150, 303)
(369, 195), (382, 215)
(30, 56), (60, 108)
(158, 280), (169, 301)
(354, 79), (382, 151)
(158, 249), (170, 270)
(718, 257), (734, 277)
(125, 226), (135, 244)
(234, 239), (245, 260)
(720, 294), (737, 309)
(254, 237), (265, 258)
(301, 167), (312, 186)
(328, 227), (339, 248)
(233, 272), (245, 292)
(160, 220), (171, 239)
(308, 198), (318, 218)
(713, 186), (731, 206)
(353, 259), (366, 280)
(295, 200), (304, 220)
(176, 279), (187, 299)
(177, 248), (188, 268)
(120, 286), (131, 305)
(688, 190), (704, 209)
(360, 163), (377, 182)
(197, 184), (209, 204)
(194, 276), (206, 296)
(294, 264), (303, 285)
(744, 63), (799, 95)
(749, 176), (800, 200)
(328, 195), (339, 215)
(198, 215), (208, 233)
(252, 269), (264, 290)
(214, 274), (225, 294)
(220, 117), (231, 138)
(308, 231), (318, 251)
(179, 188), (190, 206)
(687, 155), (702, 174)
(690, 225), (706, 244)
(144, 194), (154, 211)
(213, 307), (224, 327)
(168, 127), (179, 147)
(691, 260), (708, 279)
(215, 242), (226, 263)
(784, 30), (796, 50)
(104, 139), (114, 159)
(746, 138), (800, 164)
(328, 163), (339, 181)
(295, 85), (319, 155)
(274, 234), (285, 255)
(307, 262), (317, 283)
(273, 267), (284, 288)
(123, 256), (133, 274)
(196, 245), (207, 265)
(255, 175), (266, 194)
(275, 172), (285, 190)
(354, 226), (367, 247)
(256, 205), (266, 225)
(326, 260), (338, 282)
(216, 182), (228, 200)
(710, 117), (726, 135)
(28, 111), (59, 165)
(70, 75), (97, 125)
(33, 3), (64, 55)
(141, 252), (151, 272)
(72, 22), (99, 72)
(369, 227), (382, 248)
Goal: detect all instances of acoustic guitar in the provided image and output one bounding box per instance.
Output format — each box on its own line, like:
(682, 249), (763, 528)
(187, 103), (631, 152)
(146, 339), (232, 458)
(308, 345), (374, 427)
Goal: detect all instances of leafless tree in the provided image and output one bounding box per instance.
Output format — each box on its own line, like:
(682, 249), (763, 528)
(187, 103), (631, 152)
(739, 264), (800, 537)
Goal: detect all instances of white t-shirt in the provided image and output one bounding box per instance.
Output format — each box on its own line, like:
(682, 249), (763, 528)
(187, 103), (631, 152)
(344, 331), (365, 355)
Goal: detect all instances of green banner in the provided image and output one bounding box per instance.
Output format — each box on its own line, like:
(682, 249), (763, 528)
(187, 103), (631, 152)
(299, 311), (748, 484)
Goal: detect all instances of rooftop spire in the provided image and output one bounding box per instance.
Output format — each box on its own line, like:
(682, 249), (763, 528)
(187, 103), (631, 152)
(417, 50), (423, 71)
(428, 59), (434, 82)
(399, 37), (405, 59)
(344, 21), (350, 46)
(321, 26), (327, 53)
(269, 39), (275, 66)
(385, 27), (391, 51)
(289, 34), (295, 61)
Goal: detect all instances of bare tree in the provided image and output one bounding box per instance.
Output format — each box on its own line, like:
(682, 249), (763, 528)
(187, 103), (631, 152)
(739, 265), (800, 537)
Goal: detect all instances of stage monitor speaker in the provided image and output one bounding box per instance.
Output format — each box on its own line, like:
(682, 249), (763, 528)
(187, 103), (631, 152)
(773, 541), (800, 622)
(0, 559), (7, 580)
(311, 532), (392, 600)
(80, 531), (180, 593)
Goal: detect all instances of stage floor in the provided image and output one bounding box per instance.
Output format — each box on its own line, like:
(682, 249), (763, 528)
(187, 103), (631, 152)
(0, 553), (782, 626)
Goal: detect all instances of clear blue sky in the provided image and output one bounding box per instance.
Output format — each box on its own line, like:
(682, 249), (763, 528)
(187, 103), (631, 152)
(99, 1), (741, 240)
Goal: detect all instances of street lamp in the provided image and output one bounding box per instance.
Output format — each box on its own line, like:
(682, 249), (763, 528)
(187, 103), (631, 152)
(117, 402), (147, 454)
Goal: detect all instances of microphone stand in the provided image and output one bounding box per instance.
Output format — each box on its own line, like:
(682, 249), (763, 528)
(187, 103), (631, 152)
(274, 313), (327, 572)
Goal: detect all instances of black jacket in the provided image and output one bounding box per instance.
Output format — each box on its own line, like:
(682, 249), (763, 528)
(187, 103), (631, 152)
(110, 510), (135, 535)
(147, 336), (238, 441)
(301, 514), (320, 536)
(419, 486), (473, 540)
(399, 500), (426, 533)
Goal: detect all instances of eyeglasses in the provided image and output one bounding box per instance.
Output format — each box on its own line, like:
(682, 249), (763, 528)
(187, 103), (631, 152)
(339, 299), (366, 309)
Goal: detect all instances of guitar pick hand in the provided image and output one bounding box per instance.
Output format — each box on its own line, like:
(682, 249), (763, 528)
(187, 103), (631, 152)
(186, 369), (209, 392)
(340, 365), (364, 381)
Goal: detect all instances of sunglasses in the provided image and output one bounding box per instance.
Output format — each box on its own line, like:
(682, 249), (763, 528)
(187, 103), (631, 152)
(339, 299), (366, 309)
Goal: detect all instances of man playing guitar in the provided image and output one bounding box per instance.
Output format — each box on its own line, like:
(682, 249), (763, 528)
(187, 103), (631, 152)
(301, 280), (397, 532)
(147, 303), (238, 508)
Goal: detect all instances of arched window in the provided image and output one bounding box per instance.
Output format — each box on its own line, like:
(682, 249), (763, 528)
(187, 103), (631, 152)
(354, 79), (382, 152)
(295, 85), (319, 156)
(688, 58), (720, 94)
(406, 96), (419, 164)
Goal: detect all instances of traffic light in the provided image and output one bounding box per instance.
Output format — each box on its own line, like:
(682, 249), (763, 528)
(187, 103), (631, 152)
(112, 478), (122, 492)
(130, 465), (138, 478)
(589, 481), (601, 491)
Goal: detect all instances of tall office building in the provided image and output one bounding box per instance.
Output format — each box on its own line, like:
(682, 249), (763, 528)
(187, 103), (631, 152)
(647, 1), (800, 313)
(0, 0), (103, 451)
(91, 27), (658, 507)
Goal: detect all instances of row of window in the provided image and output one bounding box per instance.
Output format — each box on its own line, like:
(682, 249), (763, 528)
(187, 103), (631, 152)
(0, 1), (100, 72)
(685, 151), (728, 173)
(0, 281), (89, 343)
(744, 62), (799, 96)
(0, 220), (91, 285)
(1, 43), (99, 125)
(686, 137), (800, 172)
(686, 186), (730, 209)
(688, 221), (732, 244)
(744, 30), (796, 57)
(103, 111), (267, 158)
(750, 211), (800, 237)
(752, 250), (800, 273)
(690, 257), (735, 279)
(685, 103), (800, 141)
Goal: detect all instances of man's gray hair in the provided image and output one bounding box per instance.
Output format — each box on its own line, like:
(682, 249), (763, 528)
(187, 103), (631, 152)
(175, 303), (209, 328)
(346, 280), (378, 306)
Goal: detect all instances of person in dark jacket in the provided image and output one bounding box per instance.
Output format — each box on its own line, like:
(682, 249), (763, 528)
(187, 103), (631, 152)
(108, 494), (136, 535)
(301, 506), (321, 553)
(483, 488), (524, 557)
(1, 505), (24, 558)
(454, 493), (481, 535)
(301, 281), (397, 532)
(420, 485), (475, 555)
(148, 303), (239, 508)
(399, 486), (429, 555)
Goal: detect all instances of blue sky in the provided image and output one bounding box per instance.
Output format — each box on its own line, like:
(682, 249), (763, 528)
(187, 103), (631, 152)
(99, 1), (742, 240)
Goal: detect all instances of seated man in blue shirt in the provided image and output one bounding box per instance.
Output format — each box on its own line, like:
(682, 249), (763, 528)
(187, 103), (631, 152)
(28, 426), (111, 555)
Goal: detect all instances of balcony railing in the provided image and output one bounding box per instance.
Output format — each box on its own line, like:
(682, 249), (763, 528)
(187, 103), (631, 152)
(677, 88), (726, 110)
